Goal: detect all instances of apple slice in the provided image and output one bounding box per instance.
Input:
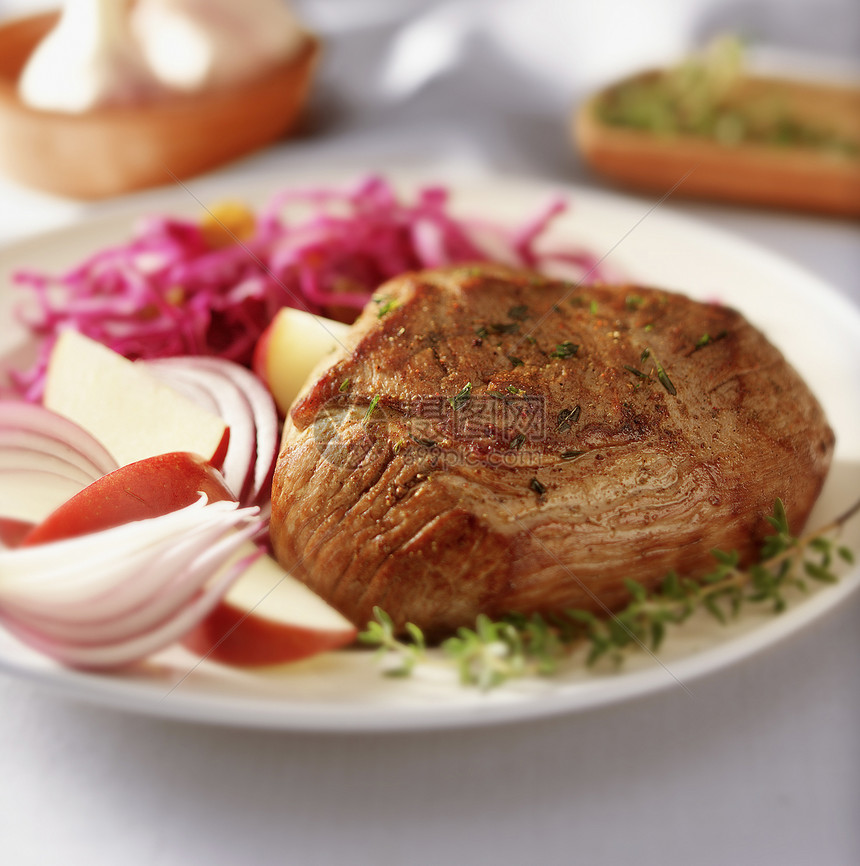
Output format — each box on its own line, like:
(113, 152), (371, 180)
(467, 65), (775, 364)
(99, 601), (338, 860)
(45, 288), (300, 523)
(141, 356), (278, 506)
(253, 307), (349, 415)
(14, 449), (353, 669)
(0, 518), (34, 548)
(22, 451), (235, 546)
(182, 554), (357, 667)
(43, 330), (229, 469)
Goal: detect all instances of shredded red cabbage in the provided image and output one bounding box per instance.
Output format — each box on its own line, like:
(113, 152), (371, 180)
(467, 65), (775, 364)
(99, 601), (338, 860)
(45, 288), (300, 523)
(11, 175), (608, 400)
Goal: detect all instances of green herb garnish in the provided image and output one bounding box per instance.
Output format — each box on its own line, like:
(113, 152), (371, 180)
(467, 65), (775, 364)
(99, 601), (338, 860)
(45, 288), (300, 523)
(557, 406), (581, 432)
(693, 329), (728, 351)
(653, 357), (677, 395)
(376, 297), (399, 318)
(623, 364), (649, 379)
(358, 609), (426, 677)
(625, 349), (676, 395)
(360, 498), (860, 689)
(508, 356), (524, 368)
(550, 341), (579, 360)
(597, 34), (860, 158)
(448, 381), (473, 411)
(508, 305), (529, 321)
(529, 477), (546, 495)
(363, 394), (380, 423)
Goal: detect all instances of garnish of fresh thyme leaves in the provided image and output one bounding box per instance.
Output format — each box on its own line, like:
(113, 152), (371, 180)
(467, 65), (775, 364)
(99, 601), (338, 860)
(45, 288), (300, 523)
(358, 498), (859, 690)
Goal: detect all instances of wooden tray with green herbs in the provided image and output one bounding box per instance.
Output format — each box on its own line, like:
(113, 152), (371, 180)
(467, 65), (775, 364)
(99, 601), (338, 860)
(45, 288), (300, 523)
(573, 37), (860, 217)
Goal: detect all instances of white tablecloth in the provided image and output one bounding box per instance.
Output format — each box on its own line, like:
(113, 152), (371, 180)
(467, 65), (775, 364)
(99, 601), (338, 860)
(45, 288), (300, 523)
(1, 2), (858, 864)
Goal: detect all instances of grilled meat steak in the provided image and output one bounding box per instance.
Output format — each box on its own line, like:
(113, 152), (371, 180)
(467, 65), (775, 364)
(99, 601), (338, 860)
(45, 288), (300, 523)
(270, 264), (834, 637)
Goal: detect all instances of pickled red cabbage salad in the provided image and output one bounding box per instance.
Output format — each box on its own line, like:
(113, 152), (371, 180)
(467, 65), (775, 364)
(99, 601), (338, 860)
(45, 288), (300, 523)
(9, 175), (607, 401)
(0, 174), (608, 671)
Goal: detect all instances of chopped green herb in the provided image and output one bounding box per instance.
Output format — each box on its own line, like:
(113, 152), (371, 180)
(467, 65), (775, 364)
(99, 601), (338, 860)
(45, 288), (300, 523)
(557, 406), (581, 432)
(651, 355), (677, 395)
(656, 365), (677, 395)
(510, 433), (526, 450)
(339, 378), (350, 393)
(529, 477), (546, 495)
(623, 364), (649, 379)
(644, 323), (655, 332)
(360, 497), (860, 690)
(507, 385), (526, 397)
(508, 305), (529, 321)
(410, 435), (437, 448)
(693, 329), (728, 351)
(590, 300), (599, 315)
(525, 335), (537, 345)
(376, 297), (399, 318)
(625, 294), (645, 309)
(640, 348), (651, 364)
(508, 355), (524, 367)
(448, 381), (473, 411)
(475, 326), (489, 339)
(492, 322), (520, 335)
(550, 341), (579, 360)
(363, 394), (381, 423)
(561, 450), (586, 460)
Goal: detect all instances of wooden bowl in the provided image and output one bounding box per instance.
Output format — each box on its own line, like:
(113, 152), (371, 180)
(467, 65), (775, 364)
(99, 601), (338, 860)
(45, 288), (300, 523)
(0, 12), (320, 199)
(574, 71), (860, 218)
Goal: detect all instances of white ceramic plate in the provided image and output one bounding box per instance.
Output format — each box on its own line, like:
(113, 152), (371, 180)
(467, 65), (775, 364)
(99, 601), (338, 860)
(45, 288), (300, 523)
(1, 170), (858, 732)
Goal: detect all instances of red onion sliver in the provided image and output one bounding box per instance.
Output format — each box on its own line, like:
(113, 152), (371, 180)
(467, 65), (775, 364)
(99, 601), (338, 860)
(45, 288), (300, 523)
(0, 499), (264, 668)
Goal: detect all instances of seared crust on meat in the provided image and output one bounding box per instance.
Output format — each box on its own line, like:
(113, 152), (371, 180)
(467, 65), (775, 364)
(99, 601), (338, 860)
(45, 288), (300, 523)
(270, 264), (834, 637)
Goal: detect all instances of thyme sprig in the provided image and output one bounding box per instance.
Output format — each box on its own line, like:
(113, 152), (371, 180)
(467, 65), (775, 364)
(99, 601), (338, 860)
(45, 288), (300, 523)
(359, 498), (859, 689)
(358, 609), (426, 676)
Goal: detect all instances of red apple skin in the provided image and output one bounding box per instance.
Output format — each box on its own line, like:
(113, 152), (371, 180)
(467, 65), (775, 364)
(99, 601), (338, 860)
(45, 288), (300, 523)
(21, 452), (236, 546)
(182, 603), (357, 667)
(0, 518), (36, 548)
(209, 428), (231, 473)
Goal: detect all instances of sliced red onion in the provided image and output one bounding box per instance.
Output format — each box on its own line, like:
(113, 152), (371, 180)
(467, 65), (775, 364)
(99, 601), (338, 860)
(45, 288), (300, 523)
(4, 519), (261, 647)
(0, 445), (97, 486)
(139, 371), (222, 418)
(0, 556), (251, 669)
(0, 401), (118, 478)
(0, 497), (264, 668)
(2, 509), (248, 612)
(171, 356), (279, 505)
(140, 357), (278, 506)
(0, 467), (92, 526)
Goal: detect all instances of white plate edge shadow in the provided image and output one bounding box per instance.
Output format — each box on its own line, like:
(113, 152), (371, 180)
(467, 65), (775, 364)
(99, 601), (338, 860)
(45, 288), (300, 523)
(0, 167), (858, 732)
